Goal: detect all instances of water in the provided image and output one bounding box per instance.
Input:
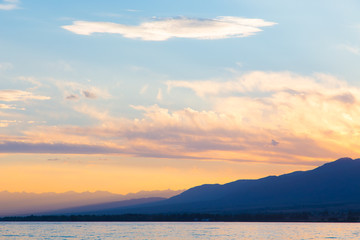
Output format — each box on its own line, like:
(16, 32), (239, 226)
(0, 222), (359, 239)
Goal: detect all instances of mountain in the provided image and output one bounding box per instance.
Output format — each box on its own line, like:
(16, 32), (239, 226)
(85, 157), (360, 214)
(42, 197), (166, 215)
(0, 189), (184, 216)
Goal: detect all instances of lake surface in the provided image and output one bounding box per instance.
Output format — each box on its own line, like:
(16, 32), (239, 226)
(0, 222), (359, 239)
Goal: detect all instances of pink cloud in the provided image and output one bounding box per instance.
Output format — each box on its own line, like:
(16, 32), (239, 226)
(2, 72), (359, 166)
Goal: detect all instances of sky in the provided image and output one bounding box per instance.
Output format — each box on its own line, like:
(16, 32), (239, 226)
(1, 0), (360, 194)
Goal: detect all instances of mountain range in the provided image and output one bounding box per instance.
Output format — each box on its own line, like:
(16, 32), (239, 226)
(4, 157), (360, 217)
(47, 157), (360, 215)
(0, 189), (184, 216)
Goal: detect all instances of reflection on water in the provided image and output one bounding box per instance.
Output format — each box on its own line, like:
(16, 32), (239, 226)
(0, 222), (359, 239)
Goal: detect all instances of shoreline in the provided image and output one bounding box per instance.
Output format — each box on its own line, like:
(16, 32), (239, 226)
(1, 212), (360, 223)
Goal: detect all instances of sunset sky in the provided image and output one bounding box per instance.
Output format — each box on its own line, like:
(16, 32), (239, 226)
(1, 0), (360, 194)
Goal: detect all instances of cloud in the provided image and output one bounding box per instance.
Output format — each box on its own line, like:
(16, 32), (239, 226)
(0, 104), (16, 109)
(156, 88), (163, 101)
(62, 16), (276, 41)
(0, 0), (19, 10)
(82, 90), (97, 99)
(331, 92), (355, 104)
(0, 103), (24, 111)
(0, 90), (50, 102)
(126, 9), (139, 12)
(0, 62), (13, 70)
(0, 120), (17, 128)
(55, 60), (73, 72)
(339, 44), (360, 55)
(271, 139), (279, 146)
(72, 104), (110, 121)
(18, 76), (43, 90)
(56, 81), (110, 100)
(89, 72), (360, 163)
(66, 94), (79, 100)
(139, 84), (149, 95)
(166, 72), (360, 153)
(4, 71), (360, 166)
(166, 71), (349, 97)
(120, 104), (340, 162)
(0, 141), (124, 154)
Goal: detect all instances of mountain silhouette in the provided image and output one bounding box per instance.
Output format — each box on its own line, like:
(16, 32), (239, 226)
(79, 157), (360, 214)
(0, 189), (183, 216)
(40, 197), (166, 215)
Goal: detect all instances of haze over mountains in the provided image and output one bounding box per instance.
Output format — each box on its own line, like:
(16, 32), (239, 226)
(46, 157), (360, 215)
(0, 189), (184, 216)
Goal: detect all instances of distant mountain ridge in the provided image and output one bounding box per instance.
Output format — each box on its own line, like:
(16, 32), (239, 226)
(165, 157), (360, 212)
(0, 189), (184, 216)
(80, 157), (360, 215)
(42, 197), (166, 215)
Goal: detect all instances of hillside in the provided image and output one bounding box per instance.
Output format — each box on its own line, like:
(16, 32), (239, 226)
(83, 158), (360, 214)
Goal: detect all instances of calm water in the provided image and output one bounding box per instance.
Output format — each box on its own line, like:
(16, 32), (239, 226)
(0, 222), (359, 239)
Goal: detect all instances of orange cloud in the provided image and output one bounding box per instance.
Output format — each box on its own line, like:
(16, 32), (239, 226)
(0, 89), (50, 102)
(1, 72), (359, 167)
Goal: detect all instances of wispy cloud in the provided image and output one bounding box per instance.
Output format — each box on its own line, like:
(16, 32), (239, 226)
(0, 103), (24, 111)
(339, 44), (360, 55)
(156, 88), (163, 101)
(0, 0), (19, 10)
(66, 94), (79, 100)
(126, 9), (140, 12)
(0, 104), (16, 109)
(0, 90), (50, 102)
(0, 62), (13, 71)
(0, 120), (17, 128)
(62, 16), (276, 41)
(50, 60), (73, 72)
(271, 139), (279, 146)
(166, 71), (348, 97)
(18, 76), (43, 90)
(55, 81), (111, 100)
(139, 84), (149, 95)
(0, 141), (123, 154)
(82, 90), (97, 99)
